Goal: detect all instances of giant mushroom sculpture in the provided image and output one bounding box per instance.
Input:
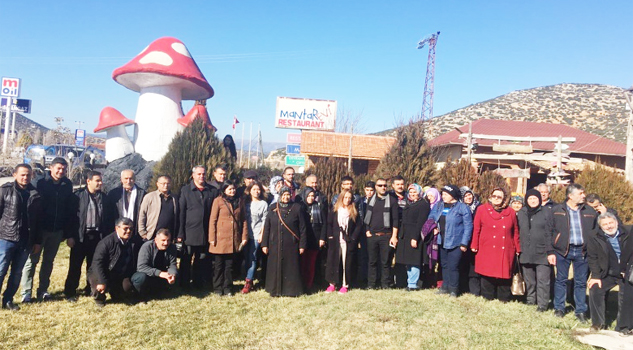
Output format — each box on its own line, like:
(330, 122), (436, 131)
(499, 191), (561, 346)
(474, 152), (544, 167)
(112, 37), (214, 161)
(178, 100), (216, 131)
(95, 107), (135, 162)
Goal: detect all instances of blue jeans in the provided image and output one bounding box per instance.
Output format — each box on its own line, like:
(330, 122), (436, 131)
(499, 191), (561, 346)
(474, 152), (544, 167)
(440, 246), (463, 294)
(244, 239), (260, 281)
(406, 265), (420, 289)
(0, 239), (30, 305)
(554, 246), (588, 314)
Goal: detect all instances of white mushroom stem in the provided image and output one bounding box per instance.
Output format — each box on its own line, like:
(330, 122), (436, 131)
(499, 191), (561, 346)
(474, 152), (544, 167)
(104, 125), (135, 162)
(133, 85), (185, 161)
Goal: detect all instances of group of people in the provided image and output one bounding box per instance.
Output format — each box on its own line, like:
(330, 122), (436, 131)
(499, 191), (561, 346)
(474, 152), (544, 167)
(0, 159), (632, 334)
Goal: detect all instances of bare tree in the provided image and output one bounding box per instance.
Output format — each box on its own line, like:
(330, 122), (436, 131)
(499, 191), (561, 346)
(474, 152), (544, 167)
(335, 107), (366, 134)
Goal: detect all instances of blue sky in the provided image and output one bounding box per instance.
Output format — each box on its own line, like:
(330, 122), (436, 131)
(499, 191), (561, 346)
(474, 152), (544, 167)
(1, 1), (631, 146)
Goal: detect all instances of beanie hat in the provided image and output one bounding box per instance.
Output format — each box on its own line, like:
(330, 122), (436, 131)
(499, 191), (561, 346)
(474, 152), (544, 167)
(441, 184), (461, 201)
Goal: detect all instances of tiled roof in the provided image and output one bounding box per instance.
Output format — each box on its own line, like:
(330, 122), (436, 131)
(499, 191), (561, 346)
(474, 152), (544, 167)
(300, 131), (396, 160)
(428, 119), (625, 156)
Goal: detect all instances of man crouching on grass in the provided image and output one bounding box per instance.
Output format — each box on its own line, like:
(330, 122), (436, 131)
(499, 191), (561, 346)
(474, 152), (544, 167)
(88, 218), (137, 307)
(131, 228), (178, 301)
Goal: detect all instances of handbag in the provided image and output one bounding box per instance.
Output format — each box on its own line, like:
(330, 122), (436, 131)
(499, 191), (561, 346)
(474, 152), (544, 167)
(511, 255), (526, 296)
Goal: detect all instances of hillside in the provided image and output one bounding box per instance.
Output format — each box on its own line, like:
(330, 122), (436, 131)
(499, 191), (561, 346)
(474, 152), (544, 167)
(379, 83), (629, 143)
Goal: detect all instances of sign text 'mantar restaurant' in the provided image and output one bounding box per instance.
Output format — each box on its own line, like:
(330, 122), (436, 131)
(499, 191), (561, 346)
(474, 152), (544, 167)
(275, 97), (336, 131)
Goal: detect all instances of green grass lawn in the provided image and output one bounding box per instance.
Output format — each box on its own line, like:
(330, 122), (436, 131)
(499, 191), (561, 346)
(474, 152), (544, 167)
(0, 246), (593, 350)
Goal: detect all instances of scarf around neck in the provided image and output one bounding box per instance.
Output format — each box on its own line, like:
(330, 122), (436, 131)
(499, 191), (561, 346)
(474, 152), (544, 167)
(363, 194), (391, 228)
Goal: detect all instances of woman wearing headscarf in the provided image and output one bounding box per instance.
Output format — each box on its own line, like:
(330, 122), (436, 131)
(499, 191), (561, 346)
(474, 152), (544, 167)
(517, 188), (555, 311)
(261, 186), (307, 297)
(322, 189), (361, 294)
(208, 180), (248, 296)
(459, 186), (482, 296)
(395, 184), (431, 291)
(471, 187), (521, 302)
(298, 186), (327, 292)
(429, 185), (473, 297)
(424, 187), (441, 210)
(268, 176), (283, 204)
(510, 194), (524, 213)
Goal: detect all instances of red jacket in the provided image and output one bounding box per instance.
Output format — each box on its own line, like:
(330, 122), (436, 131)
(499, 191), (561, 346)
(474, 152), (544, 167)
(471, 203), (521, 279)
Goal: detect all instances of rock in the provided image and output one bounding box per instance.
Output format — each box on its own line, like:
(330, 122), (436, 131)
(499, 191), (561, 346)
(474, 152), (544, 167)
(101, 153), (156, 192)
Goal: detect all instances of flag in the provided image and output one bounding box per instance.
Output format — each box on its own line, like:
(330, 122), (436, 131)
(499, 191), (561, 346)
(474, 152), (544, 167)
(232, 115), (240, 129)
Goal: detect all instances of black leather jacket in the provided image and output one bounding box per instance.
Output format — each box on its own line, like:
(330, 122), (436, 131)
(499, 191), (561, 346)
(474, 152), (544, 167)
(0, 181), (42, 246)
(90, 232), (136, 285)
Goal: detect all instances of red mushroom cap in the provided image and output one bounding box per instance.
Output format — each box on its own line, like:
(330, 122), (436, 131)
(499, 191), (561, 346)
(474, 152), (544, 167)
(112, 37), (214, 100)
(178, 104), (216, 131)
(94, 107), (135, 133)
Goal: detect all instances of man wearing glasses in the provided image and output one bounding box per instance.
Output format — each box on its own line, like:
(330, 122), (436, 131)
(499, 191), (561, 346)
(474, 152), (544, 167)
(138, 175), (179, 241)
(363, 178), (399, 289)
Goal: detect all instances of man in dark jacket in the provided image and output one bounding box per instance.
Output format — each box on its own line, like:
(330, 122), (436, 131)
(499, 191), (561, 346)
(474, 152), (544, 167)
(586, 193), (623, 227)
(131, 228), (178, 299)
(0, 164), (42, 311)
(549, 183), (597, 322)
(64, 170), (115, 302)
(179, 165), (217, 288)
(21, 157), (73, 302)
(587, 212), (633, 332)
(88, 217), (137, 307)
(537, 183), (557, 208)
(208, 164), (227, 191)
(364, 178), (399, 289)
(107, 169), (146, 237)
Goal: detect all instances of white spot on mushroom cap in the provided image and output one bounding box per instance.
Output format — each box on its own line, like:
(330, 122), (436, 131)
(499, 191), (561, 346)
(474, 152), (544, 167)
(171, 42), (191, 58)
(139, 51), (173, 66)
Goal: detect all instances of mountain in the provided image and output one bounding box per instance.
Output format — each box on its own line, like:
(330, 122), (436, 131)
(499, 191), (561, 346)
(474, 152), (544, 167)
(378, 83), (629, 143)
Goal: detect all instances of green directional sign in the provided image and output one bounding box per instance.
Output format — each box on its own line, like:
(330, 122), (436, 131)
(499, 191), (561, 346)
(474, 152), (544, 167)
(285, 155), (305, 166)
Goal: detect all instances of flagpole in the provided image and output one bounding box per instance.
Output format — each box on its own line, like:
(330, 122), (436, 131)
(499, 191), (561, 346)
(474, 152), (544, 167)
(247, 122), (253, 168)
(255, 124), (261, 169)
(232, 115), (236, 138)
(240, 123), (245, 166)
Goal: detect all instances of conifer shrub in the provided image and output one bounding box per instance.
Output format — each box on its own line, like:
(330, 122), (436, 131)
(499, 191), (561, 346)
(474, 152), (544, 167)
(437, 158), (479, 190)
(574, 164), (633, 224)
(151, 119), (236, 194)
(305, 157), (351, 200)
(474, 170), (512, 206)
(375, 121), (437, 186)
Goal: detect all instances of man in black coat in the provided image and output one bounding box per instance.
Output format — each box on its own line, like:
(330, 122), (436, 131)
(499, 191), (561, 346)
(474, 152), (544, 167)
(587, 212), (633, 332)
(537, 183), (557, 208)
(64, 170), (115, 302)
(88, 217), (137, 307)
(178, 165), (217, 288)
(0, 164), (42, 311)
(107, 169), (146, 237)
(549, 183), (597, 322)
(21, 157), (73, 302)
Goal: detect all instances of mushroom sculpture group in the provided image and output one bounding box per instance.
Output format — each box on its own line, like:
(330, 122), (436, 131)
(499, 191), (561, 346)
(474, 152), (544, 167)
(97, 37), (215, 162)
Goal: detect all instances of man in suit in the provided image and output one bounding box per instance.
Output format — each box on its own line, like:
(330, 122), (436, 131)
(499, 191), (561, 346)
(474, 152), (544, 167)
(107, 169), (146, 237)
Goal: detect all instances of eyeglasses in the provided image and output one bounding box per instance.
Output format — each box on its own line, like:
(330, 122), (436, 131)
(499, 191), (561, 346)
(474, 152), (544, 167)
(490, 195), (504, 200)
(376, 184), (387, 187)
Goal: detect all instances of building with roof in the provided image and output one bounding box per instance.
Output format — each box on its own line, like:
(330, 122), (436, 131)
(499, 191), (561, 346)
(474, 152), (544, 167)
(428, 119), (626, 192)
(300, 130), (396, 174)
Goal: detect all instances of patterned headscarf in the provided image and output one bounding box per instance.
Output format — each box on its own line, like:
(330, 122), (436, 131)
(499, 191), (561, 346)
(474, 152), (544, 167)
(407, 183), (422, 202)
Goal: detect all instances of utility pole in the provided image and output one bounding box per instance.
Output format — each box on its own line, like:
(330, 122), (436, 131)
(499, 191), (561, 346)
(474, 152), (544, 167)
(624, 86), (633, 182)
(2, 98), (13, 154)
(466, 122), (473, 163)
(557, 135), (563, 171)
(417, 31), (440, 121)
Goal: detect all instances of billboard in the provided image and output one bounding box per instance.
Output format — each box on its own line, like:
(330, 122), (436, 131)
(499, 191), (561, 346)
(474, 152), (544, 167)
(275, 97), (336, 131)
(1, 77), (20, 97)
(1, 98), (31, 113)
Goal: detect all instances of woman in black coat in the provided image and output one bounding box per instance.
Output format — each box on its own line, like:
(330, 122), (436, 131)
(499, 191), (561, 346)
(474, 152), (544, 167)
(261, 187), (307, 297)
(321, 189), (361, 294)
(395, 183), (430, 290)
(517, 188), (555, 311)
(297, 186), (327, 292)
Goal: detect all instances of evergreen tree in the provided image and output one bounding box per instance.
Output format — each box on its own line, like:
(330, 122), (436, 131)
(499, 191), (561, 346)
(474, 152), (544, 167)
(474, 170), (511, 205)
(375, 121), (436, 185)
(305, 157), (351, 200)
(437, 158), (479, 190)
(152, 119), (236, 193)
(574, 164), (633, 224)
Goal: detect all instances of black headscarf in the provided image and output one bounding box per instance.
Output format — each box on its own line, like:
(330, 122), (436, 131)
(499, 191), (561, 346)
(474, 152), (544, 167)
(525, 188), (542, 220)
(298, 187), (323, 225)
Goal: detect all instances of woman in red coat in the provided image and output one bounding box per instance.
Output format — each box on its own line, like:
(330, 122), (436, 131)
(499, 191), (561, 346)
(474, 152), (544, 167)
(471, 187), (520, 302)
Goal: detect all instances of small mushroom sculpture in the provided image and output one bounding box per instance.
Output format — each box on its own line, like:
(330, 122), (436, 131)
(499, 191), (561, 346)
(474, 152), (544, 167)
(112, 37), (214, 161)
(178, 100), (216, 131)
(95, 107), (135, 162)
